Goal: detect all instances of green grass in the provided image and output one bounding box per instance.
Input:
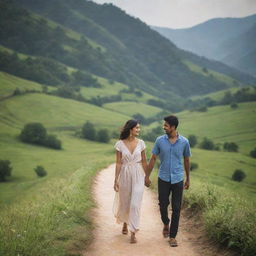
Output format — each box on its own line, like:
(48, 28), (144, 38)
(0, 91), (129, 255)
(103, 101), (163, 118)
(0, 93), (130, 132)
(183, 59), (240, 87)
(147, 102), (256, 155)
(0, 72), (57, 99)
(0, 132), (116, 255)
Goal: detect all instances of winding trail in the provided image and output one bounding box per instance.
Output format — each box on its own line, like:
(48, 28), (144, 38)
(84, 164), (221, 256)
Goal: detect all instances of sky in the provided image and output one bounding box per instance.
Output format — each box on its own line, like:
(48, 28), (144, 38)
(92, 0), (256, 28)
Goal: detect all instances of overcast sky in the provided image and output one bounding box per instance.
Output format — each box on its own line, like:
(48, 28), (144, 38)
(92, 0), (256, 28)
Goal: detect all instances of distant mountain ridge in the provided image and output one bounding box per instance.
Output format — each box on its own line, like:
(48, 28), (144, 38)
(152, 14), (256, 76)
(0, 0), (255, 108)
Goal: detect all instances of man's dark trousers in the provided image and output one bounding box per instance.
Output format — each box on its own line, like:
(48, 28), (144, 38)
(158, 177), (183, 238)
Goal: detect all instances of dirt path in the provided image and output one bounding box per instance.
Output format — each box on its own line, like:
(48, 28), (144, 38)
(84, 164), (223, 256)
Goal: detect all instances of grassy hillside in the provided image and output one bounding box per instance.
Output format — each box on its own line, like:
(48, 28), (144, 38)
(183, 60), (240, 86)
(103, 101), (163, 118)
(178, 102), (256, 155)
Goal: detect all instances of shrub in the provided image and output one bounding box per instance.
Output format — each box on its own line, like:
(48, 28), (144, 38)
(34, 166), (47, 177)
(250, 148), (256, 158)
(82, 121), (96, 141)
(232, 169), (246, 182)
(44, 134), (62, 149)
(230, 102), (238, 109)
(132, 113), (146, 124)
(20, 122), (47, 145)
(188, 135), (197, 148)
(13, 87), (22, 95)
(200, 137), (215, 150)
(0, 160), (12, 182)
(190, 162), (198, 171)
(223, 142), (239, 152)
(20, 123), (62, 149)
(97, 129), (110, 143)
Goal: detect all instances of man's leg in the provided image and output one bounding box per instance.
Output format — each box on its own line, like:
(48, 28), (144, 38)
(169, 180), (183, 238)
(158, 177), (172, 225)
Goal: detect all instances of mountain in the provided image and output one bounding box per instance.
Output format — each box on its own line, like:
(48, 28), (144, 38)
(0, 0), (254, 102)
(153, 14), (256, 76)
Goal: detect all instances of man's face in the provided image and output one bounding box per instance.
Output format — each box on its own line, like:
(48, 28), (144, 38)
(163, 121), (175, 134)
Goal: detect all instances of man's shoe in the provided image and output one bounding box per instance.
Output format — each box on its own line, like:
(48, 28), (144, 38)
(162, 225), (169, 238)
(169, 238), (178, 247)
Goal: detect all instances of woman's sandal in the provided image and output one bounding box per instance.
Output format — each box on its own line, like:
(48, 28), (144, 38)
(130, 233), (137, 244)
(122, 224), (128, 235)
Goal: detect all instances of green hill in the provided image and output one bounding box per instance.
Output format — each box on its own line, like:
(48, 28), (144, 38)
(103, 101), (163, 118)
(1, 0), (254, 108)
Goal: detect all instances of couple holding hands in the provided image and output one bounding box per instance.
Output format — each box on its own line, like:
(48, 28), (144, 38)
(113, 115), (191, 246)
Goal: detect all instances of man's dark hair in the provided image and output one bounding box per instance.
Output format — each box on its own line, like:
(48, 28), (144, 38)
(164, 115), (179, 129)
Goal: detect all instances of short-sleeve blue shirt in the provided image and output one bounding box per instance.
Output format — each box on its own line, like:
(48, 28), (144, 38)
(152, 134), (191, 184)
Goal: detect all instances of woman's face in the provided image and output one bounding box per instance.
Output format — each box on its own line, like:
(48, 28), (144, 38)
(130, 123), (140, 137)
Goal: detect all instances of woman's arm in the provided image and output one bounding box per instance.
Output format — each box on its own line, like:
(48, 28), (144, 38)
(141, 150), (148, 174)
(114, 150), (122, 192)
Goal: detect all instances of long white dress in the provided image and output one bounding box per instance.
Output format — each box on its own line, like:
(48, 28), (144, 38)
(113, 139), (146, 233)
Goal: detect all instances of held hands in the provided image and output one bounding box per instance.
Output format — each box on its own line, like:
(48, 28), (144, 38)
(184, 179), (190, 190)
(114, 180), (119, 192)
(144, 176), (151, 187)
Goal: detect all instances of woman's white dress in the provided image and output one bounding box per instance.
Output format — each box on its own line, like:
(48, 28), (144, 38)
(113, 139), (146, 233)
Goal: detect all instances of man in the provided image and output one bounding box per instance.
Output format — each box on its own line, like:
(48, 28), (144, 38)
(145, 115), (191, 247)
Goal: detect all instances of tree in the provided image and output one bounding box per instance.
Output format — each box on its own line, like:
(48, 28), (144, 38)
(132, 113), (145, 124)
(200, 137), (215, 150)
(20, 122), (47, 145)
(188, 135), (197, 148)
(97, 129), (110, 143)
(230, 103), (238, 109)
(250, 148), (256, 158)
(44, 134), (62, 149)
(232, 169), (246, 182)
(223, 142), (239, 152)
(0, 160), (12, 182)
(82, 121), (96, 140)
(190, 162), (198, 171)
(34, 166), (47, 177)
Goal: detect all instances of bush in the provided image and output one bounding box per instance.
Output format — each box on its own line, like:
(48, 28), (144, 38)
(97, 129), (110, 143)
(82, 121), (96, 141)
(190, 162), (198, 171)
(250, 148), (256, 158)
(230, 102), (238, 109)
(188, 135), (197, 148)
(34, 166), (47, 177)
(20, 122), (47, 145)
(200, 137), (215, 150)
(44, 134), (62, 149)
(132, 113), (146, 124)
(0, 160), (12, 182)
(232, 169), (246, 182)
(223, 142), (239, 152)
(20, 123), (62, 149)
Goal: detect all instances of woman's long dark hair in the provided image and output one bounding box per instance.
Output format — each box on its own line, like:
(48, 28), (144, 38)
(119, 120), (139, 140)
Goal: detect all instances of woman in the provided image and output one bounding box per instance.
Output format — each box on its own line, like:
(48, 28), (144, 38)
(113, 120), (147, 243)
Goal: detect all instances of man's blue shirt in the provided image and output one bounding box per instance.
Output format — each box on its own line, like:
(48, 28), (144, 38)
(152, 134), (191, 184)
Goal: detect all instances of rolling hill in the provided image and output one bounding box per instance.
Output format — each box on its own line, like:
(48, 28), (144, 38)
(0, 0), (254, 104)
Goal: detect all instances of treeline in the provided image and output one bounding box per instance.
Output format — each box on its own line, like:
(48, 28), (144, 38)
(188, 87), (256, 111)
(0, 51), (101, 88)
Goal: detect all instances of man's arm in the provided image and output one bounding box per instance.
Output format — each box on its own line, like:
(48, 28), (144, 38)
(183, 156), (190, 189)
